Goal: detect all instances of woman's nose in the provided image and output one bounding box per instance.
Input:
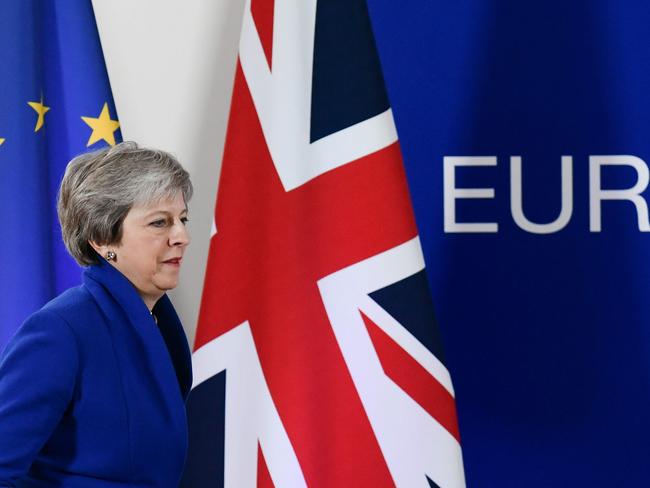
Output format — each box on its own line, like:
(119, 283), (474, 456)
(170, 220), (190, 247)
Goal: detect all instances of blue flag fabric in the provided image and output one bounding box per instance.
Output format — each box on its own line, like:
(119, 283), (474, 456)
(367, 0), (650, 485)
(0, 0), (121, 351)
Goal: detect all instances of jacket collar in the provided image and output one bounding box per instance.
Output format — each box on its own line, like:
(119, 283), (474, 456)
(84, 257), (151, 320)
(83, 258), (193, 400)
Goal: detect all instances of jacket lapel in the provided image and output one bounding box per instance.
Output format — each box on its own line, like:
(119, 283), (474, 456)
(83, 259), (191, 420)
(153, 295), (192, 400)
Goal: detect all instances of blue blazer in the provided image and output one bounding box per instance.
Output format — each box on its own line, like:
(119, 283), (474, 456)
(0, 259), (192, 487)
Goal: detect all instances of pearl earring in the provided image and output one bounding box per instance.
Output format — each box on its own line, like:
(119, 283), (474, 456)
(106, 251), (116, 261)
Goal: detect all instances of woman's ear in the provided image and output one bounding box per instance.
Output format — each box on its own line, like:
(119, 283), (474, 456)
(88, 240), (104, 256)
(89, 241), (116, 260)
(89, 240), (119, 262)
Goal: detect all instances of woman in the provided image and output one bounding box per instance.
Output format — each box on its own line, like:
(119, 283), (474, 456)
(0, 142), (193, 487)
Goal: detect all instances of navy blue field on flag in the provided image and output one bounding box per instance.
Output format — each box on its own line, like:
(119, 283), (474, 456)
(181, 372), (227, 488)
(310, 0), (389, 142)
(0, 0), (121, 351)
(369, 269), (446, 365)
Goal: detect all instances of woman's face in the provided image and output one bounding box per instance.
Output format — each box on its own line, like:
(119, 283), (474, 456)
(109, 193), (190, 309)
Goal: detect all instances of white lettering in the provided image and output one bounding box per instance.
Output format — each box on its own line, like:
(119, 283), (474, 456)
(443, 156), (498, 233)
(510, 156), (573, 234)
(589, 155), (650, 232)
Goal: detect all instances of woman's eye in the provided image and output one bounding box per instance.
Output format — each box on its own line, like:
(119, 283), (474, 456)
(150, 219), (167, 228)
(181, 217), (189, 225)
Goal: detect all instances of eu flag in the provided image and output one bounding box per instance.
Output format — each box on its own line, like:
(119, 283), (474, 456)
(0, 0), (122, 351)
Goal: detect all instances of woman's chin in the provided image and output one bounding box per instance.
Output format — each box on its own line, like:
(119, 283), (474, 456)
(155, 277), (180, 292)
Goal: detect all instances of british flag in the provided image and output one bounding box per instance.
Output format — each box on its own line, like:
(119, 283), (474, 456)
(181, 0), (465, 486)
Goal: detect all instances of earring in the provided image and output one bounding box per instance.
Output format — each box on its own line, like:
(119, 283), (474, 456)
(106, 251), (116, 261)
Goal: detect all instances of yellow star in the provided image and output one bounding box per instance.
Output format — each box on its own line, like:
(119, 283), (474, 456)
(27, 98), (50, 132)
(0, 138), (5, 146)
(81, 103), (120, 146)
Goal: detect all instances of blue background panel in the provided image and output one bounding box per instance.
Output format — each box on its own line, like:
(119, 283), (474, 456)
(367, 0), (650, 485)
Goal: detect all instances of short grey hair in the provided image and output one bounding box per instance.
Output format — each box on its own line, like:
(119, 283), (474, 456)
(58, 141), (193, 266)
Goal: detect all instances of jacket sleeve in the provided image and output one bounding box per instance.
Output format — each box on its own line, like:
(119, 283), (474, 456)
(0, 310), (79, 486)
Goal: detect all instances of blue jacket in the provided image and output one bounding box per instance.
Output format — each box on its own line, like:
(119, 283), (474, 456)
(0, 259), (192, 487)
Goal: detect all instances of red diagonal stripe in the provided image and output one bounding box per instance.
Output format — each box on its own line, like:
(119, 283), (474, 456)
(257, 443), (274, 488)
(362, 312), (461, 442)
(250, 0), (274, 70)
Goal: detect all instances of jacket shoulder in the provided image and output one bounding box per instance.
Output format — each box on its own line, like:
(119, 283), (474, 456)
(38, 285), (101, 330)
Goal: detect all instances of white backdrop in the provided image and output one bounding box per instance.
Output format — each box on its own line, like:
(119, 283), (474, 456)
(92, 0), (246, 345)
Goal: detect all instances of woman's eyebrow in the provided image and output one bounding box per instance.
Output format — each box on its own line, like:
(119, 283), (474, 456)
(143, 208), (188, 218)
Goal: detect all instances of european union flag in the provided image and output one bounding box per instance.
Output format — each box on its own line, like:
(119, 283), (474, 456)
(0, 0), (122, 351)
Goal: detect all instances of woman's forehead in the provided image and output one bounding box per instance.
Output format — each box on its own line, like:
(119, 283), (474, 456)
(130, 194), (187, 216)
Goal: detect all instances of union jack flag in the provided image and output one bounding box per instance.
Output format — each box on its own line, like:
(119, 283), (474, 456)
(181, 0), (465, 486)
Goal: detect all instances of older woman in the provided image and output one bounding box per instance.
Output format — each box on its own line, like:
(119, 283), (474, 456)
(0, 142), (193, 487)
